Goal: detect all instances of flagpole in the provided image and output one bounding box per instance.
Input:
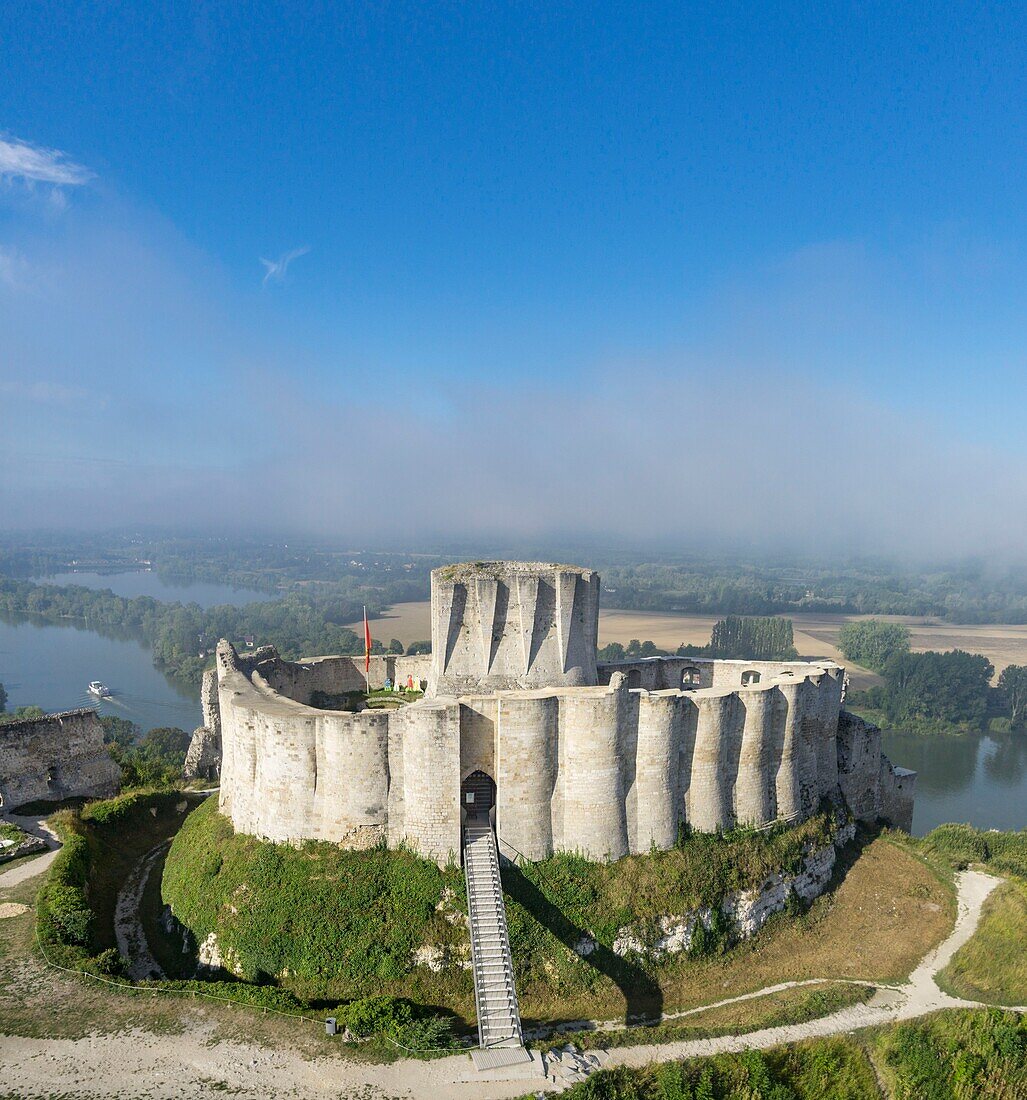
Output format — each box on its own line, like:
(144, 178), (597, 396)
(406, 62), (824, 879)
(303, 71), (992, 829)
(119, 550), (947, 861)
(364, 604), (371, 693)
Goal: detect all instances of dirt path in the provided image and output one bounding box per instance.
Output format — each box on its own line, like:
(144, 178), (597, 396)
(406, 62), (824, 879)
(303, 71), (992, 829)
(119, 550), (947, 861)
(0, 869), (1020, 1099)
(0, 813), (60, 889)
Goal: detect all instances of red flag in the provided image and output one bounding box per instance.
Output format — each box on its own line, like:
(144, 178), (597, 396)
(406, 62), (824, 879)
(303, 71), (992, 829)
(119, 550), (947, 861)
(363, 606), (372, 677)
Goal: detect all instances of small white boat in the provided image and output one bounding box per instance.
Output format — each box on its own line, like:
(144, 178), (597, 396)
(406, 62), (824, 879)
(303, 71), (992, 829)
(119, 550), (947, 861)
(88, 680), (112, 698)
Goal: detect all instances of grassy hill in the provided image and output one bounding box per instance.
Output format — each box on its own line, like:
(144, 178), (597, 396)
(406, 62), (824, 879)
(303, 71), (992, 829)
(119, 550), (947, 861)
(160, 800), (954, 1026)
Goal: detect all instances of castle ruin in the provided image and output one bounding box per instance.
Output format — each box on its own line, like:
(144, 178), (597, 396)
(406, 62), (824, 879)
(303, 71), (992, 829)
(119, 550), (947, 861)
(0, 708), (120, 811)
(213, 561), (915, 865)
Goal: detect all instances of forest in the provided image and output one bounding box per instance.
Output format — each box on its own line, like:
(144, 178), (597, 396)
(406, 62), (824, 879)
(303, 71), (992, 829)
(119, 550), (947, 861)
(7, 533), (1027, 623)
(839, 620), (1027, 734)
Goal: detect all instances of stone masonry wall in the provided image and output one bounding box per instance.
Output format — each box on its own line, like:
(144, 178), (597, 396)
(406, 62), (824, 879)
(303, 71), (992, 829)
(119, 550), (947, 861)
(215, 648), (910, 867)
(428, 562), (600, 697)
(0, 709), (120, 810)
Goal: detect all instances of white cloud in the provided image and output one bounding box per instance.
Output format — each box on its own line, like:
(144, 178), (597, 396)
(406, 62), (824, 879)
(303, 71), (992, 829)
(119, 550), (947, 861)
(0, 135), (93, 187)
(260, 245), (309, 286)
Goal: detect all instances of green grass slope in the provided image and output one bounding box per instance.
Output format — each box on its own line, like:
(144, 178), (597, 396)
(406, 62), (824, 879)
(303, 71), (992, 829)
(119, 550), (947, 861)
(163, 802), (845, 1020)
(161, 797), (472, 1006)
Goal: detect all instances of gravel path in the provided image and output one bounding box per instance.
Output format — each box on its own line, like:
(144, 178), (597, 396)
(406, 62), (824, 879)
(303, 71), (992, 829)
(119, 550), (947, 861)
(0, 869), (1021, 1099)
(0, 814), (60, 889)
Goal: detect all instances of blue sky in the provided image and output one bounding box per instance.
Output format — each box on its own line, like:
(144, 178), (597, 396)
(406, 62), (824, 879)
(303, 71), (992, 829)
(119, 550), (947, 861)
(1, 3), (1026, 552)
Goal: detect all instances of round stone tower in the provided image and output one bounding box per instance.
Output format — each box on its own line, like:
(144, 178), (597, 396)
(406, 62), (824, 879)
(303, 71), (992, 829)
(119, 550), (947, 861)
(426, 561), (600, 697)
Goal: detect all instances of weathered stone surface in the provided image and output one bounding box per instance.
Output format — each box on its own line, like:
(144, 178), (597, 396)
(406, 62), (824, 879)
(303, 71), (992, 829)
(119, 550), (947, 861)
(197, 931), (244, 976)
(213, 561), (914, 867)
(0, 709), (119, 810)
(837, 711), (916, 831)
(183, 725), (220, 780)
(428, 562), (601, 697)
(612, 820), (858, 960)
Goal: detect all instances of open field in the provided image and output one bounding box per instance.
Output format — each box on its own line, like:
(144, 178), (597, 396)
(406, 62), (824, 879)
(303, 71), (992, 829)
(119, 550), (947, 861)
(354, 602), (1027, 690)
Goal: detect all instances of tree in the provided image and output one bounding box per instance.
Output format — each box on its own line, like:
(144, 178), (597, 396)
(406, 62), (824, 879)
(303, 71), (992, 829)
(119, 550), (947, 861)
(388, 638), (404, 655)
(99, 714), (140, 748)
(998, 665), (1027, 729)
(405, 640), (431, 655)
(0, 704), (45, 725)
(597, 642), (626, 662)
(838, 620), (911, 672)
(107, 725), (190, 788)
(143, 726), (192, 759)
(708, 617), (798, 661)
(881, 649), (994, 729)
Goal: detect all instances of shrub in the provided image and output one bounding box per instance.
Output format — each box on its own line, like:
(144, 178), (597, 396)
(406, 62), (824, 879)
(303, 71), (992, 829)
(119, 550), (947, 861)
(82, 789), (181, 827)
(918, 824), (988, 869)
(92, 947), (127, 977)
(343, 995), (414, 1038)
(37, 826), (93, 952)
(43, 883), (92, 946)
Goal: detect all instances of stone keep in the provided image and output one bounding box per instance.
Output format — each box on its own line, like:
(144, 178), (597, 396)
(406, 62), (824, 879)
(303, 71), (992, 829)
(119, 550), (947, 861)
(215, 560), (916, 866)
(427, 561), (600, 696)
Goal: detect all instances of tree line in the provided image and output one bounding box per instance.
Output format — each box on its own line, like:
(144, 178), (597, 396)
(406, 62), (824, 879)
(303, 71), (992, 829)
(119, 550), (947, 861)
(839, 619), (1027, 733)
(597, 616), (798, 663)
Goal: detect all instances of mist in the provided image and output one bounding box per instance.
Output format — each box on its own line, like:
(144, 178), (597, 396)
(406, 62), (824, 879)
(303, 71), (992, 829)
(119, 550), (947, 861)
(2, 193), (1026, 562)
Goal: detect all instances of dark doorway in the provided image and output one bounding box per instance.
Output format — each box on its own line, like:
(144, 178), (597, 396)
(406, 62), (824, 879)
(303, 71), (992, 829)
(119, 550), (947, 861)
(461, 770), (496, 822)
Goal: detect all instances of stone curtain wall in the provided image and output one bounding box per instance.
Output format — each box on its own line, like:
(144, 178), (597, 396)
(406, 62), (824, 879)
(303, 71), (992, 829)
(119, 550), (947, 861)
(214, 639), (908, 867)
(491, 665), (847, 863)
(0, 709), (119, 810)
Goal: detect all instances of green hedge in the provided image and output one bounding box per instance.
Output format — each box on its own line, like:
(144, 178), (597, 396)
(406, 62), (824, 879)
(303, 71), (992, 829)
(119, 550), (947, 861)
(81, 788), (183, 827)
(36, 824), (93, 962)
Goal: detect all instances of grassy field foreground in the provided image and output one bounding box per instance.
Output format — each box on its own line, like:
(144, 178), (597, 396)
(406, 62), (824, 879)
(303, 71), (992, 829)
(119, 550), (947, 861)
(918, 823), (1027, 1008)
(543, 1008), (1027, 1100)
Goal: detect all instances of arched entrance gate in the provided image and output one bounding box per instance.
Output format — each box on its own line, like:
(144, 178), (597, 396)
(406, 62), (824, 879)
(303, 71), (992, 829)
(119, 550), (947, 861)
(461, 769), (496, 824)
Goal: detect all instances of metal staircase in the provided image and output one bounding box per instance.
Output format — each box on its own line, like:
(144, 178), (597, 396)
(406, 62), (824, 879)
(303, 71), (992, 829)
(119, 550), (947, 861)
(462, 776), (524, 1053)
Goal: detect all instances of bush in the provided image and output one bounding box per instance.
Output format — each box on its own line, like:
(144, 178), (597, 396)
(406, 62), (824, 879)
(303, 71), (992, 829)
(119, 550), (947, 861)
(82, 789), (181, 827)
(37, 827), (93, 952)
(343, 995), (413, 1038)
(93, 947), (127, 977)
(918, 822), (1027, 878)
(43, 883), (92, 946)
(919, 824), (989, 869)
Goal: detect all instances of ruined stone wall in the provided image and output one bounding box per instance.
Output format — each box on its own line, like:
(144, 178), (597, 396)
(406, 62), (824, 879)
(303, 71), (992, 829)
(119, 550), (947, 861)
(0, 709), (120, 810)
(184, 667), (222, 780)
(835, 709), (916, 831)
(216, 642), (391, 846)
(249, 652), (432, 701)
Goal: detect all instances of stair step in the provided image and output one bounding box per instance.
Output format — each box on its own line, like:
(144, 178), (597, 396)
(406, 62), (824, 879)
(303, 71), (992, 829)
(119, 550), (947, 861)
(464, 817), (523, 1054)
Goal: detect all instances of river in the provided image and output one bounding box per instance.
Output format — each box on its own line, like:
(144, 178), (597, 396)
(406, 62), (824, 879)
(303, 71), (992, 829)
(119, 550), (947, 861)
(40, 571), (274, 609)
(0, 571), (272, 735)
(0, 611), (202, 734)
(881, 729), (1027, 836)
